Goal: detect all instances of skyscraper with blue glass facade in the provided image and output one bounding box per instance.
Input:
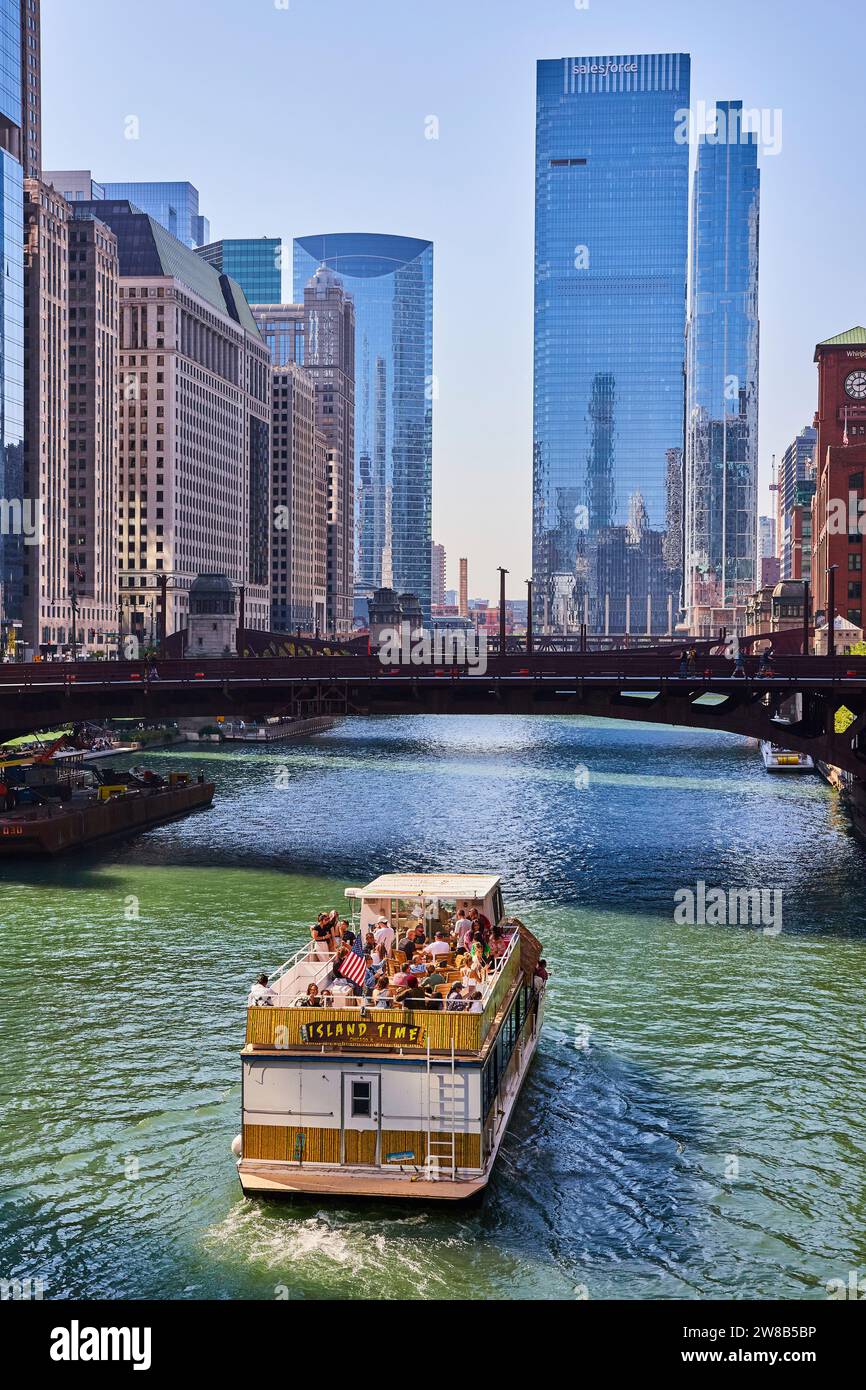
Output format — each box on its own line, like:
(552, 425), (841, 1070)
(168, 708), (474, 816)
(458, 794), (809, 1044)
(533, 55), (690, 635)
(196, 237), (281, 305)
(100, 181), (209, 248)
(684, 101), (760, 633)
(0, 0), (25, 648)
(293, 233), (433, 619)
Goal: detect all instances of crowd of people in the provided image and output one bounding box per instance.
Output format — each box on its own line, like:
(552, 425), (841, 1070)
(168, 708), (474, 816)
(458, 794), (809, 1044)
(247, 903), (539, 1013)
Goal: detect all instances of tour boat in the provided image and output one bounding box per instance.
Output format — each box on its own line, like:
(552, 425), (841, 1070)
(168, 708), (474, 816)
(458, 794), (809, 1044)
(234, 873), (546, 1200)
(760, 740), (815, 772)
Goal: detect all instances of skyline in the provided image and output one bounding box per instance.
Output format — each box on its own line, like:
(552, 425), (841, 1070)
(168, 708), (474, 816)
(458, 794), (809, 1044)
(40, 0), (866, 601)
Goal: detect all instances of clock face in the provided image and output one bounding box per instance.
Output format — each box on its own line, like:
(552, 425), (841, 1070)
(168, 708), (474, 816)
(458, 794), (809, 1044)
(844, 369), (866, 400)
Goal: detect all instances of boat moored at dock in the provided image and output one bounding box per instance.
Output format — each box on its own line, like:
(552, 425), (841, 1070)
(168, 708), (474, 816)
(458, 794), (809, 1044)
(236, 873), (546, 1200)
(0, 752), (214, 854)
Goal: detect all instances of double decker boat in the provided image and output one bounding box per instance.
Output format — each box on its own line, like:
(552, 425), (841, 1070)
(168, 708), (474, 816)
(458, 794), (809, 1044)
(235, 873), (546, 1200)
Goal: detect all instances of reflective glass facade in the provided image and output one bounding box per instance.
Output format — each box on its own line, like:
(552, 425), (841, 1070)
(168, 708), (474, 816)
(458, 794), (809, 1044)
(197, 237), (281, 305)
(294, 233), (433, 617)
(0, 137), (23, 635)
(685, 101), (760, 629)
(533, 55), (690, 634)
(101, 181), (209, 248)
(0, 0), (21, 128)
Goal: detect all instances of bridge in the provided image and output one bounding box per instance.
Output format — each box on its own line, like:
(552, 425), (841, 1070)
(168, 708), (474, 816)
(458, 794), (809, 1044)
(2, 651), (866, 779)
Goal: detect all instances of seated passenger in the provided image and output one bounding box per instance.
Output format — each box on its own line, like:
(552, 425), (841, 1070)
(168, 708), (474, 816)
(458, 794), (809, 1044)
(468, 990), (484, 1013)
(391, 965), (414, 989)
(372, 974), (393, 1008)
(397, 931), (417, 959)
(423, 967), (446, 990)
(304, 982), (323, 1008)
(247, 973), (275, 1007)
(423, 930), (450, 961)
(446, 983), (469, 1011)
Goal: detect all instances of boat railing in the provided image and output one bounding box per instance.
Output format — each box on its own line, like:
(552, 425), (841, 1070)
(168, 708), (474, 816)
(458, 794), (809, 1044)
(248, 926), (527, 1052)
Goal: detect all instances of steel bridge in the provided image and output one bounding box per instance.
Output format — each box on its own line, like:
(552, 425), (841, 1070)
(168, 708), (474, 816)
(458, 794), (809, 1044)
(2, 652), (866, 778)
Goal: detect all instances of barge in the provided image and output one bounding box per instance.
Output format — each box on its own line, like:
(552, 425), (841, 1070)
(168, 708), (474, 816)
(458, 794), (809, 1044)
(235, 873), (546, 1200)
(0, 754), (214, 855)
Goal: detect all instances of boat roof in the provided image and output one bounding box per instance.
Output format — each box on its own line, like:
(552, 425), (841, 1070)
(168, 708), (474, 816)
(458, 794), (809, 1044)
(351, 873), (501, 900)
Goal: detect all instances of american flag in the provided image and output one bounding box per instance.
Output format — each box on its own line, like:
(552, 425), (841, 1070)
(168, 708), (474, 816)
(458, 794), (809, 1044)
(338, 935), (367, 988)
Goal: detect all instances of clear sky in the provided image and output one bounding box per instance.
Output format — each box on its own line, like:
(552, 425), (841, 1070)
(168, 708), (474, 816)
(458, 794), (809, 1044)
(42, 0), (864, 602)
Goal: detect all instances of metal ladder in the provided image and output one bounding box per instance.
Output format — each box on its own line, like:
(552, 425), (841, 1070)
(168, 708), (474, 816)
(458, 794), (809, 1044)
(426, 1037), (458, 1181)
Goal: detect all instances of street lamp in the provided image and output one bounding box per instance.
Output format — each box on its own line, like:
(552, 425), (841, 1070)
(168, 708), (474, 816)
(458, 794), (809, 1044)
(827, 564), (838, 658)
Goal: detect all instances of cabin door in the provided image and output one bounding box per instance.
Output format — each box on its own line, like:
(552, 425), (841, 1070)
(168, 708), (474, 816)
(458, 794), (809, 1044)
(341, 1072), (381, 1166)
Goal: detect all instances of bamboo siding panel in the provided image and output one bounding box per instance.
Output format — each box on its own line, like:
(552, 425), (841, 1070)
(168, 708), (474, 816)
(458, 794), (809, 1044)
(246, 1006), (481, 1053)
(344, 1129), (377, 1165)
(243, 1124), (341, 1164)
(381, 1130), (481, 1169)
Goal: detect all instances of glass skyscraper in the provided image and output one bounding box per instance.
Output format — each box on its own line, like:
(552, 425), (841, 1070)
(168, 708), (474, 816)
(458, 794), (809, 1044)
(533, 54), (690, 635)
(293, 233), (433, 618)
(197, 237), (281, 304)
(684, 100), (760, 633)
(100, 181), (209, 247)
(0, 0), (24, 644)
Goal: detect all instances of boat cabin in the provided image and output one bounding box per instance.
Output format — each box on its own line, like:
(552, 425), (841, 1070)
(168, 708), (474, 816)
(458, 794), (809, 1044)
(237, 873), (545, 1200)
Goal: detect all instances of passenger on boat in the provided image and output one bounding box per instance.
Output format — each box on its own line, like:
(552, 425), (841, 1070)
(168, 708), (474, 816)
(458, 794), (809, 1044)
(374, 916), (395, 956)
(488, 924), (508, 959)
(363, 954), (378, 995)
(372, 974), (393, 1007)
(304, 983), (323, 1007)
(424, 966), (446, 989)
(468, 991), (484, 1013)
(446, 983), (468, 1011)
(454, 911), (474, 947)
(398, 981), (427, 1009)
(397, 929), (418, 958)
(310, 915), (333, 960)
(391, 965), (414, 989)
(470, 907), (491, 936)
(422, 930), (450, 961)
(247, 973), (275, 1007)
(534, 959), (549, 988)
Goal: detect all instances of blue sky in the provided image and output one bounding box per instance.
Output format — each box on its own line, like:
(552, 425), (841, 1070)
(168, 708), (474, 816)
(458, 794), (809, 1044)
(43, 0), (864, 601)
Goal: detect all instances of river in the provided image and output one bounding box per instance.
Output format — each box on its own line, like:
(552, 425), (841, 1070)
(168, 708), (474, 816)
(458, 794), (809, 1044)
(1, 715), (864, 1300)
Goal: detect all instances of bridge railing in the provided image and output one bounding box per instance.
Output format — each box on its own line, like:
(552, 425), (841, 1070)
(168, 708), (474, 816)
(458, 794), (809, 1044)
(2, 652), (866, 685)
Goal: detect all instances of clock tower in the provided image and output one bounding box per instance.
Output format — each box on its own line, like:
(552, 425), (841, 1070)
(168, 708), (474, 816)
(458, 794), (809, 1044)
(811, 327), (866, 637)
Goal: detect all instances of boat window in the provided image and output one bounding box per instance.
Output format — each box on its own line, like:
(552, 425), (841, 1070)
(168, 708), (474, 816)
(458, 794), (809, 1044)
(350, 1080), (371, 1118)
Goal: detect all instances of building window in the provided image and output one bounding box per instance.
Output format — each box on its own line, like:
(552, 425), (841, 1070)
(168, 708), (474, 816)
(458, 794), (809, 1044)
(350, 1081), (371, 1118)
(848, 554), (862, 571)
